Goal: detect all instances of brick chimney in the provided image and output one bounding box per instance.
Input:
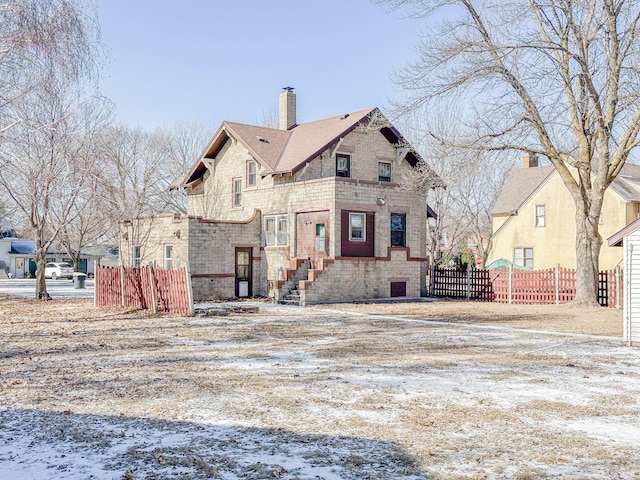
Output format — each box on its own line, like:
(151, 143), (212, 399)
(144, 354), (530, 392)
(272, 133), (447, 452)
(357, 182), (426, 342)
(279, 87), (296, 130)
(521, 152), (538, 168)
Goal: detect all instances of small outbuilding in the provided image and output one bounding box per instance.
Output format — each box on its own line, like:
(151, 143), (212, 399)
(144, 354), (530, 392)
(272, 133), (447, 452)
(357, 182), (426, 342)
(608, 218), (640, 346)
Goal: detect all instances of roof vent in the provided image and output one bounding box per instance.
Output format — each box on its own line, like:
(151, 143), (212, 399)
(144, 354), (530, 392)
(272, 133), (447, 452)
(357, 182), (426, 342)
(256, 136), (269, 143)
(341, 113), (350, 120)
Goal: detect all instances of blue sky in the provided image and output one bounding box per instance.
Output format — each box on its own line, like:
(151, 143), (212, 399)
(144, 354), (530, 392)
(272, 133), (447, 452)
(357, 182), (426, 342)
(96, 0), (425, 131)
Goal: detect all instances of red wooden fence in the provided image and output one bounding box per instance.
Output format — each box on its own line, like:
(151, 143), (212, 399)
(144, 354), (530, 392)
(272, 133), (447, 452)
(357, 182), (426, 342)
(430, 266), (622, 308)
(94, 264), (193, 315)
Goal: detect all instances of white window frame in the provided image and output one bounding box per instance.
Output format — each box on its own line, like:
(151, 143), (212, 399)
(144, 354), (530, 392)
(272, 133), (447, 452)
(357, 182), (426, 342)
(247, 160), (257, 187)
(349, 212), (366, 241)
(164, 244), (174, 269)
(232, 178), (242, 207)
(514, 247), (534, 269)
(316, 223), (326, 252)
(132, 245), (141, 268)
(264, 214), (288, 246)
(535, 204), (545, 227)
(378, 161), (392, 182)
(336, 153), (351, 178)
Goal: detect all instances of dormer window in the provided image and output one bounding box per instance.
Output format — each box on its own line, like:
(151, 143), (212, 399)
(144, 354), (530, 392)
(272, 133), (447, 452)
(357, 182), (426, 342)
(336, 153), (351, 178)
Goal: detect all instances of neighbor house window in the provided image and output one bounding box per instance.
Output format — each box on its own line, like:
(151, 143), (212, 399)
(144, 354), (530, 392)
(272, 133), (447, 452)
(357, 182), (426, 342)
(164, 244), (173, 269)
(132, 245), (141, 268)
(535, 204), (545, 227)
(349, 213), (366, 241)
(514, 247), (533, 269)
(379, 162), (392, 182)
(390, 213), (406, 247)
(336, 153), (351, 178)
(247, 160), (257, 186)
(233, 178), (242, 206)
(264, 215), (288, 246)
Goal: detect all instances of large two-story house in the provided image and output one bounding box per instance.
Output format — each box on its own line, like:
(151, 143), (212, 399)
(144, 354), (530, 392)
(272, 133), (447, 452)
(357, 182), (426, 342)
(490, 153), (640, 270)
(121, 89), (443, 304)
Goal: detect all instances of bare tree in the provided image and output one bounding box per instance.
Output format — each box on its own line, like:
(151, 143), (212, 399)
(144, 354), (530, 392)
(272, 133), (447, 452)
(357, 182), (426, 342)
(0, 0), (101, 299)
(55, 98), (113, 273)
(398, 106), (514, 268)
(96, 125), (168, 248)
(151, 121), (212, 214)
(381, 0), (640, 305)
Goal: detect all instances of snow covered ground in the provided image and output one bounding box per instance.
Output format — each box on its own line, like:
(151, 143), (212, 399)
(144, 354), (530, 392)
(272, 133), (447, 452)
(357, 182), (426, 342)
(0, 297), (638, 479)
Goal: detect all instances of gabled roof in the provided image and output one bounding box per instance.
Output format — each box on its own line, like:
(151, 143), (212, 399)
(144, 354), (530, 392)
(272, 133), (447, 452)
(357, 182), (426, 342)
(608, 216), (640, 247)
(493, 163), (640, 216)
(609, 164), (640, 202)
(175, 107), (444, 189)
(492, 166), (555, 215)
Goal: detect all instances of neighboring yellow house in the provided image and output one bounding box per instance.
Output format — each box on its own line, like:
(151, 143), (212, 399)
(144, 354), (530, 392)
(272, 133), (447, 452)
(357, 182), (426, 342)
(490, 154), (640, 270)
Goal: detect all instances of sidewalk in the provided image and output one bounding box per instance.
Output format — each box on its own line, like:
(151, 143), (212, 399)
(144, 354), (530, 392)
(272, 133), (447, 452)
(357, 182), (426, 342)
(0, 278), (95, 299)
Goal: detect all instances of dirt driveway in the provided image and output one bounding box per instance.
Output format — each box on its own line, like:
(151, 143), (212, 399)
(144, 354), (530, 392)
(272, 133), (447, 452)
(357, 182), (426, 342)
(0, 296), (638, 479)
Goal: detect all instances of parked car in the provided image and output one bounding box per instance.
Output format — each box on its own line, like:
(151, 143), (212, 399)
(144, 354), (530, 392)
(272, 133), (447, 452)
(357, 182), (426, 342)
(44, 262), (74, 280)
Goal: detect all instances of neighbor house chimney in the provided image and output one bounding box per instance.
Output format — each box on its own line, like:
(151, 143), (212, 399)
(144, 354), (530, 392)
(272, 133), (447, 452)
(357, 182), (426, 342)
(521, 152), (538, 168)
(279, 87), (296, 130)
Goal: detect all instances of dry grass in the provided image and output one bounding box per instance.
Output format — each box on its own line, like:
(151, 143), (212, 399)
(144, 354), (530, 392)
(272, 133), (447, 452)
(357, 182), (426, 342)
(322, 299), (623, 337)
(0, 295), (638, 479)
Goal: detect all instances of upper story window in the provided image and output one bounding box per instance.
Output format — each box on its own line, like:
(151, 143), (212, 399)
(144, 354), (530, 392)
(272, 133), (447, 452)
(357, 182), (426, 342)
(379, 162), (392, 182)
(247, 160), (257, 186)
(535, 204), (545, 227)
(349, 212), (366, 241)
(233, 178), (242, 207)
(264, 215), (288, 246)
(336, 153), (351, 178)
(164, 244), (173, 269)
(514, 247), (533, 269)
(390, 213), (406, 247)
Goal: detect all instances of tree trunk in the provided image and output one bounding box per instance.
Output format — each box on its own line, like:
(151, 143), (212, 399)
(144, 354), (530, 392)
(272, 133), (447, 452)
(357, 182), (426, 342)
(34, 230), (50, 301)
(573, 211), (601, 306)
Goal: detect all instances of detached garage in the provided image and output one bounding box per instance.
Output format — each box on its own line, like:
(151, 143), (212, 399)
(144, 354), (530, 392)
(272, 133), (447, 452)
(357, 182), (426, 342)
(608, 218), (640, 346)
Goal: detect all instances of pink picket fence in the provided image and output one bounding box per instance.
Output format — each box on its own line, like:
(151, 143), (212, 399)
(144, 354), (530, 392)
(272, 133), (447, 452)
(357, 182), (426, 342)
(430, 266), (622, 307)
(95, 264), (193, 315)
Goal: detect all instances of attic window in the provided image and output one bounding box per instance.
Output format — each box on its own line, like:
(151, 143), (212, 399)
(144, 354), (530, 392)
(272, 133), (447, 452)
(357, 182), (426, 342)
(336, 153), (351, 178)
(256, 136), (269, 143)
